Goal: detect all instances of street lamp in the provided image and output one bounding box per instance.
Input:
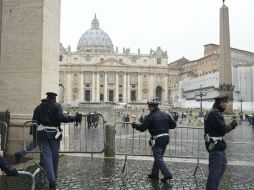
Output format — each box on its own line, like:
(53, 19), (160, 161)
(239, 96), (244, 113)
(195, 88), (207, 117)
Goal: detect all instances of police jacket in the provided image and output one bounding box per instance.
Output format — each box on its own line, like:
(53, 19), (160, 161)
(132, 108), (176, 136)
(34, 98), (76, 139)
(204, 104), (234, 137)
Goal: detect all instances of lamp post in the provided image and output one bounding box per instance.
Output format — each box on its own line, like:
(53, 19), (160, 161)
(239, 96), (244, 113)
(195, 88), (207, 117)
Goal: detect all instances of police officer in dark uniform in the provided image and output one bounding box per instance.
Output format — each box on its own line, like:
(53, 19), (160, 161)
(131, 99), (176, 183)
(204, 95), (238, 190)
(0, 155), (18, 176)
(35, 92), (81, 190)
(15, 98), (47, 163)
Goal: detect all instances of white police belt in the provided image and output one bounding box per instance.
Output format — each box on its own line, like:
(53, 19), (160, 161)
(37, 125), (58, 132)
(210, 136), (223, 141)
(152, 133), (169, 140)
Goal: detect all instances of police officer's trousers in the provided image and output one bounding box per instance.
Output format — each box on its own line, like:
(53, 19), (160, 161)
(206, 151), (227, 190)
(39, 138), (60, 184)
(151, 136), (172, 178)
(0, 155), (9, 169)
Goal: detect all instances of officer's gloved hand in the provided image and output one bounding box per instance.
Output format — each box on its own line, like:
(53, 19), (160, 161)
(75, 113), (82, 123)
(230, 120), (238, 129)
(131, 122), (136, 129)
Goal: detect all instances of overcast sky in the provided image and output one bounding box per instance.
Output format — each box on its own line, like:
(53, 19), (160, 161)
(60, 0), (254, 62)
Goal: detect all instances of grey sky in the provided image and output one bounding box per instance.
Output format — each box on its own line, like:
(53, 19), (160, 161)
(60, 0), (254, 62)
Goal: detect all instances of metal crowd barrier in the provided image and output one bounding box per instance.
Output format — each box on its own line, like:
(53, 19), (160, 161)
(0, 121), (8, 151)
(20, 113), (105, 189)
(23, 113), (105, 154)
(113, 120), (207, 180)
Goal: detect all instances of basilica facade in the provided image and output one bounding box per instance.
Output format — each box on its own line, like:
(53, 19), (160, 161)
(59, 15), (179, 105)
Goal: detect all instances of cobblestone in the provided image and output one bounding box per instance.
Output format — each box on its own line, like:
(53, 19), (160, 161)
(1, 156), (252, 190)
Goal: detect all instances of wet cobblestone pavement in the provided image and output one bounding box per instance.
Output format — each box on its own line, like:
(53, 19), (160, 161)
(1, 156), (254, 190)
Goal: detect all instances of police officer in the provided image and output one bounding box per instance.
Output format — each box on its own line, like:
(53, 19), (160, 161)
(14, 98), (47, 163)
(35, 92), (81, 190)
(131, 99), (176, 183)
(204, 95), (237, 190)
(0, 155), (18, 176)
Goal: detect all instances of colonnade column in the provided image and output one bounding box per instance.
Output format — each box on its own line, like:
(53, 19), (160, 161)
(127, 73), (130, 102)
(163, 75), (168, 104)
(92, 72), (96, 102)
(149, 74), (154, 99)
(123, 73), (127, 102)
(66, 73), (72, 102)
(115, 73), (119, 102)
(137, 73), (142, 102)
(80, 72), (84, 102)
(96, 72), (100, 102)
(104, 72), (108, 102)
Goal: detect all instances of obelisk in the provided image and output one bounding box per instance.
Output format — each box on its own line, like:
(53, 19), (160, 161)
(219, 0), (234, 112)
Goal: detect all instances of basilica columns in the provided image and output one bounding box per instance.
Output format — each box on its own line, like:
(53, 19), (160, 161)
(127, 73), (131, 102)
(123, 73), (127, 102)
(138, 73), (142, 101)
(92, 72), (96, 102)
(104, 72), (108, 102)
(96, 73), (100, 102)
(80, 73), (84, 102)
(115, 73), (119, 102)
(149, 74), (154, 99)
(163, 75), (168, 103)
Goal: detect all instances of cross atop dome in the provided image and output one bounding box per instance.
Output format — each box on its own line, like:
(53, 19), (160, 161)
(91, 14), (99, 28)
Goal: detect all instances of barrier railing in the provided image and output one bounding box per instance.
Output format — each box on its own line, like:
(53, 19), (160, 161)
(23, 113), (105, 154)
(0, 111), (10, 150)
(0, 121), (8, 151)
(113, 121), (207, 180)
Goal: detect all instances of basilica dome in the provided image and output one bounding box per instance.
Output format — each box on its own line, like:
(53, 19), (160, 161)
(77, 15), (113, 53)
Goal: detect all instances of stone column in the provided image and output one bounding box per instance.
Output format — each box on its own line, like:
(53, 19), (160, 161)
(66, 73), (72, 102)
(104, 72), (108, 102)
(92, 72), (96, 102)
(115, 73), (119, 102)
(149, 74), (154, 98)
(219, 2), (233, 112)
(0, 0), (61, 155)
(80, 73), (84, 102)
(123, 73), (127, 102)
(163, 75), (168, 104)
(137, 73), (142, 102)
(96, 72), (100, 102)
(127, 73), (131, 102)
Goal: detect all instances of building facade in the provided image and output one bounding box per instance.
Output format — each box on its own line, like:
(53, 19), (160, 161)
(59, 15), (179, 104)
(176, 44), (254, 111)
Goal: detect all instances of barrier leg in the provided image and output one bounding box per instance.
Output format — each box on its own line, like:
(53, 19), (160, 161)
(122, 154), (128, 176)
(18, 167), (40, 190)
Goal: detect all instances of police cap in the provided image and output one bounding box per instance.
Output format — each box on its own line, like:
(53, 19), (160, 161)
(214, 95), (228, 102)
(147, 98), (160, 106)
(46, 92), (58, 97)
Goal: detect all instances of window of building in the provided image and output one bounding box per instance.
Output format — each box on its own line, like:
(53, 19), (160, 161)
(86, 85), (90, 87)
(100, 94), (104, 101)
(157, 58), (161, 64)
(119, 94), (123, 102)
(100, 85), (104, 88)
(108, 90), (114, 102)
(131, 91), (136, 101)
(119, 85), (122, 88)
(59, 55), (63, 61)
(84, 90), (91, 102)
(100, 58), (104, 62)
